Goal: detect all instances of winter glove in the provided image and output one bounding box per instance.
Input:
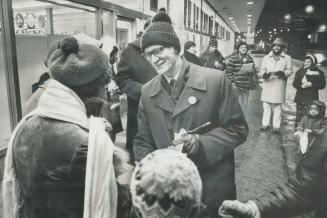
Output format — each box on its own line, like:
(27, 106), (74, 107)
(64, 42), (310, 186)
(219, 200), (261, 218)
(276, 71), (287, 80)
(262, 72), (271, 79)
(181, 134), (206, 166)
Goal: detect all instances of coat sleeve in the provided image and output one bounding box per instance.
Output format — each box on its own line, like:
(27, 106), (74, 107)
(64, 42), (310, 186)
(259, 56), (268, 77)
(133, 96), (156, 162)
(225, 58), (235, 83)
(255, 129), (327, 218)
(116, 48), (143, 101)
(292, 69), (303, 89)
(310, 69), (326, 89)
(199, 74), (249, 165)
(285, 55), (293, 77)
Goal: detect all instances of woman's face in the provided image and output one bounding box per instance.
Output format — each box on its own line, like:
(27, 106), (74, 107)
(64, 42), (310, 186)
(304, 58), (313, 69)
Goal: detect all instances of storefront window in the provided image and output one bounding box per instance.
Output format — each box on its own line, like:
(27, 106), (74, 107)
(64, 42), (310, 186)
(0, 11), (12, 147)
(12, 0), (97, 114)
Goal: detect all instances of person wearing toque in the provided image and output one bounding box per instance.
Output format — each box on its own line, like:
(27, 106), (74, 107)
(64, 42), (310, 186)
(259, 37), (293, 134)
(134, 10), (248, 218)
(3, 36), (130, 218)
(199, 36), (226, 70)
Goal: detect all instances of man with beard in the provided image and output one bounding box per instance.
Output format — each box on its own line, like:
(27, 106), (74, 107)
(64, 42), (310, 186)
(134, 10), (248, 218)
(259, 37), (292, 134)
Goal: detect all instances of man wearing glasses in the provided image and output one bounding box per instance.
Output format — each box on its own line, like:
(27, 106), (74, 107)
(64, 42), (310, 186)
(133, 10), (248, 218)
(259, 37), (293, 134)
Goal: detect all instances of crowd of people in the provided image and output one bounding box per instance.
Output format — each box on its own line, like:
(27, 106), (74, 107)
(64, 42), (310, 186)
(3, 8), (327, 218)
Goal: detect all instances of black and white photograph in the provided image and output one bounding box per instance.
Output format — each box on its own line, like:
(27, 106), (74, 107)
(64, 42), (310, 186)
(0, 0), (327, 217)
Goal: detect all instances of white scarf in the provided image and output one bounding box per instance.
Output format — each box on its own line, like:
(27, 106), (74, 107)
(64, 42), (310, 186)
(3, 79), (117, 218)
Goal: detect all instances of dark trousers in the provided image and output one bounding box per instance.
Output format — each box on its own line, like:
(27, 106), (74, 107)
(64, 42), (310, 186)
(295, 103), (307, 128)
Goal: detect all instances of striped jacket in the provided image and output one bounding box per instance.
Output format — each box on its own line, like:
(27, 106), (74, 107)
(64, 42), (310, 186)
(226, 53), (255, 91)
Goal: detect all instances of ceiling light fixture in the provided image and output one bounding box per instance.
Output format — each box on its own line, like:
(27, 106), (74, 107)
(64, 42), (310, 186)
(246, 14), (252, 17)
(246, 1), (254, 5)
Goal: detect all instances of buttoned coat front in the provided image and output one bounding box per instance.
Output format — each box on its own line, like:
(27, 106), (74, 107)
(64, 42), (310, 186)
(134, 60), (248, 217)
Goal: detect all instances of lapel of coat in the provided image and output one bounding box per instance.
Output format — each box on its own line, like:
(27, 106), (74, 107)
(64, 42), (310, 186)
(149, 75), (175, 114)
(172, 63), (207, 118)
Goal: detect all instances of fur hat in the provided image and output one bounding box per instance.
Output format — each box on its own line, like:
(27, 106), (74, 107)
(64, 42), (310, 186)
(305, 54), (317, 65)
(141, 11), (181, 52)
(184, 41), (196, 50)
(130, 149), (202, 218)
(49, 36), (109, 88)
(237, 41), (248, 51)
(208, 36), (217, 47)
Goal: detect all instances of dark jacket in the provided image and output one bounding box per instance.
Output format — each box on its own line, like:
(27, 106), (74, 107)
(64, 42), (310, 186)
(292, 66), (326, 104)
(134, 59), (248, 217)
(199, 49), (226, 70)
(116, 39), (157, 153)
(183, 50), (203, 66)
(13, 116), (88, 218)
(256, 128), (327, 218)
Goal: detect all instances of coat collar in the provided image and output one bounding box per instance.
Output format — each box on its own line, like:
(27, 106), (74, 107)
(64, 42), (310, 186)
(149, 59), (207, 116)
(268, 51), (286, 58)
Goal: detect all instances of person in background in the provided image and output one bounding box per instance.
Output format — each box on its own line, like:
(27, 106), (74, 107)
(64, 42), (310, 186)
(259, 37), (293, 134)
(292, 54), (326, 129)
(134, 10), (248, 218)
(199, 36), (226, 70)
(294, 100), (326, 154)
(3, 36), (130, 218)
(130, 149), (203, 218)
(226, 41), (257, 113)
(183, 40), (203, 66)
(219, 127), (327, 218)
(116, 17), (157, 162)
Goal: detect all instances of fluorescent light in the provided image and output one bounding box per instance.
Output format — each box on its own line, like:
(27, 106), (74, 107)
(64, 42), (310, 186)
(229, 17), (234, 20)
(246, 14), (252, 17)
(246, 1), (254, 5)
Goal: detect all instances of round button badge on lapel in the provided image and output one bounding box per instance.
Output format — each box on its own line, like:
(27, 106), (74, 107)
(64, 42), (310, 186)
(188, 96), (197, 105)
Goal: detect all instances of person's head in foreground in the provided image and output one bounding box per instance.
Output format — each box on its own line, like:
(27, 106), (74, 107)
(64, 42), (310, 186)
(208, 36), (218, 53)
(237, 41), (248, 56)
(184, 41), (197, 55)
(130, 149), (202, 218)
(49, 36), (110, 116)
(141, 10), (181, 75)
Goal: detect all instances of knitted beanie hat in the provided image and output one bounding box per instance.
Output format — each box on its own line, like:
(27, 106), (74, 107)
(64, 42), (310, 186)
(305, 54), (317, 65)
(309, 100), (326, 118)
(237, 41), (248, 50)
(130, 149), (202, 218)
(208, 36), (217, 47)
(272, 37), (284, 46)
(184, 41), (196, 50)
(49, 36), (109, 88)
(141, 11), (181, 52)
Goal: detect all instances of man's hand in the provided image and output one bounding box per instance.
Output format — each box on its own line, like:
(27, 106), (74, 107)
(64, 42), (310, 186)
(181, 134), (206, 165)
(219, 200), (261, 218)
(262, 72), (271, 79)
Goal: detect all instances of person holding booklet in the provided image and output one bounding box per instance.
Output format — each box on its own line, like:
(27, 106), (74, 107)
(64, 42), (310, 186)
(259, 37), (293, 134)
(226, 41), (258, 113)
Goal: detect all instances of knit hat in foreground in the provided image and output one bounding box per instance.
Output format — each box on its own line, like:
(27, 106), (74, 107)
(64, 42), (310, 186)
(237, 41), (248, 51)
(49, 36), (109, 87)
(141, 11), (181, 52)
(208, 36), (217, 47)
(130, 149), (202, 218)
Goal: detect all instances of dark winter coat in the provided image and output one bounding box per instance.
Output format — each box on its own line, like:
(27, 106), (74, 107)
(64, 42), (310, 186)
(116, 39), (157, 153)
(199, 49), (226, 70)
(13, 116), (88, 218)
(183, 50), (203, 66)
(292, 66), (326, 104)
(134, 59), (248, 217)
(256, 128), (327, 218)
